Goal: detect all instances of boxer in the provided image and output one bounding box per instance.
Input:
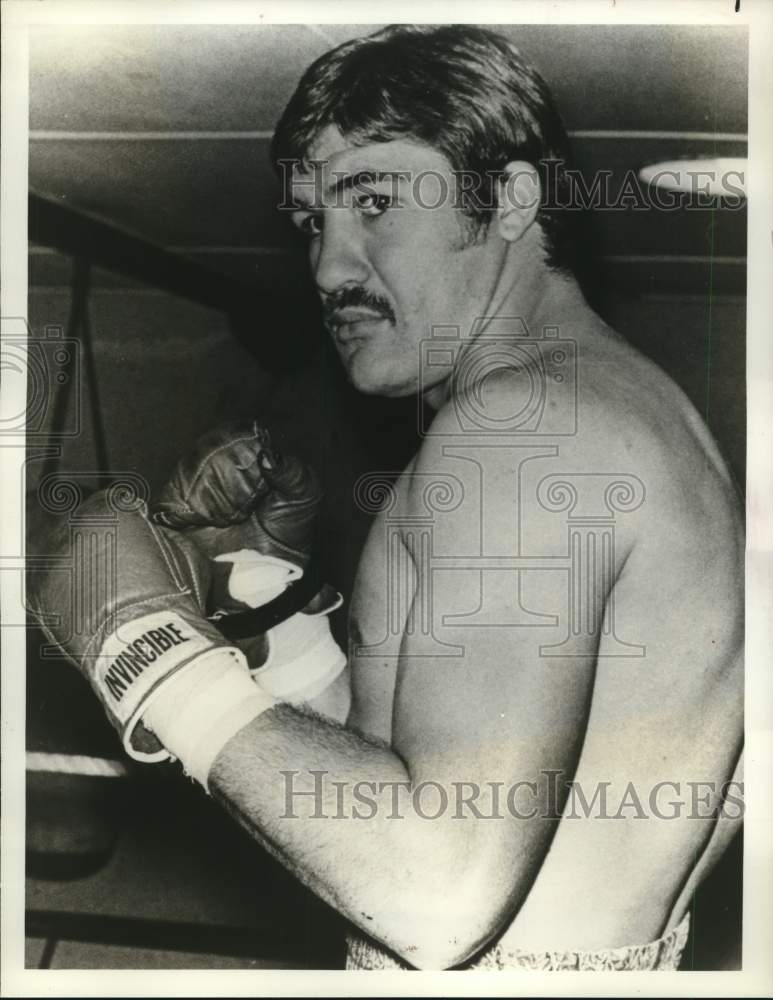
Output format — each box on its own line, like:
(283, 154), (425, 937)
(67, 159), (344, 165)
(29, 25), (744, 970)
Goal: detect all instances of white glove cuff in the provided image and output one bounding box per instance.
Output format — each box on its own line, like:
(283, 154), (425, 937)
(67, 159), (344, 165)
(143, 648), (277, 791)
(214, 551), (301, 608)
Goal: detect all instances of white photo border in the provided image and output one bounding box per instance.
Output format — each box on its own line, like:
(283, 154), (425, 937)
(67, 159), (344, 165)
(2, 1), (771, 996)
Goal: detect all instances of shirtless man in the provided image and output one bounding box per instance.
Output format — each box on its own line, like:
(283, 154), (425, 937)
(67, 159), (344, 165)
(29, 25), (744, 970)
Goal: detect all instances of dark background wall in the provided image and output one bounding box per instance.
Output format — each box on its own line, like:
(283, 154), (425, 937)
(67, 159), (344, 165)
(25, 22), (745, 971)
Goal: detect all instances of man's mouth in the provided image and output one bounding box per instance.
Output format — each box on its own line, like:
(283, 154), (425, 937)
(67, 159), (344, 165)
(329, 309), (391, 342)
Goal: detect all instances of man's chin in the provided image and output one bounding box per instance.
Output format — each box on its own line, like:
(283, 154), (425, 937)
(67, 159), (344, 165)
(344, 361), (415, 399)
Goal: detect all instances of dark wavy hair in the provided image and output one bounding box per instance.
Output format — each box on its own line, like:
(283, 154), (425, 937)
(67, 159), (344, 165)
(271, 24), (576, 271)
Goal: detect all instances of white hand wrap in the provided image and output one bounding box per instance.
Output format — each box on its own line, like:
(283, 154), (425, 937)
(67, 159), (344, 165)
(142, 648), (277, 791)
(252, 611), (346, 704)
(216, 550), (346, 705)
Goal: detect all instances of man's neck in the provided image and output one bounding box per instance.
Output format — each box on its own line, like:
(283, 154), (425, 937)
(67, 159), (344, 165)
(486, 256), (592, 337)
(422, 254), (596, 412)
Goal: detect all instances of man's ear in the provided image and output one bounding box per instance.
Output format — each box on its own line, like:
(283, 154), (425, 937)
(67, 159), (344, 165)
(496, 161), (541, 243)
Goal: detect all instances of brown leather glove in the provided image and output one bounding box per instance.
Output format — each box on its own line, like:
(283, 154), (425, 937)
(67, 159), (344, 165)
(26, 490), (250, 762)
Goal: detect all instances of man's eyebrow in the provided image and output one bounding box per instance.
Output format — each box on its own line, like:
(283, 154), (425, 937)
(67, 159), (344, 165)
(289, 169), (407, 210)
(324, 169), (406, 197)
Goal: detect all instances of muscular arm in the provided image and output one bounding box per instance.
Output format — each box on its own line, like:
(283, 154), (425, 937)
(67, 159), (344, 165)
(208, 408), (610, 969)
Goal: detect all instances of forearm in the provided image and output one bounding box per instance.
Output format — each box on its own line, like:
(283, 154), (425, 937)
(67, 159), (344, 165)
(208, 703), (489, 967)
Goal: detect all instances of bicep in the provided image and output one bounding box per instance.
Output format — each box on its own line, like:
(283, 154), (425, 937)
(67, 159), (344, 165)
(388, 426), (606, 896)
(392, 428), (603, 784)
(390, 561), (599, 908)
(392, 566), (598, 786)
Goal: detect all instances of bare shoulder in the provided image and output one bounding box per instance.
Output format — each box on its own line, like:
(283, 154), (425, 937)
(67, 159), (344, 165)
(574, 329), (744, 562)
(417, 327), (742, 555)
(409, 327), (744, 689)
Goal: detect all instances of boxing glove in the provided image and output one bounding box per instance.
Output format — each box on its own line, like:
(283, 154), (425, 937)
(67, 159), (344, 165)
(153, 420), (331, 631)
(153, 420), (321, 566)
(26, 490), (276, 783)
(151, 421), (346, 705)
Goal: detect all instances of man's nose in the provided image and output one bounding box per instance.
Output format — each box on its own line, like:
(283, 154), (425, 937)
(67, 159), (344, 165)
(312, 215), (370, 296)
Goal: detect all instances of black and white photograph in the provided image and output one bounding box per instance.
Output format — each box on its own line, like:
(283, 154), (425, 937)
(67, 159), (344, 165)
(1, 1), (772, 995)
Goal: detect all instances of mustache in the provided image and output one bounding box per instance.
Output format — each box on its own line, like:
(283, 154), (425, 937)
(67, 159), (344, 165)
(322, 287), (396, 331)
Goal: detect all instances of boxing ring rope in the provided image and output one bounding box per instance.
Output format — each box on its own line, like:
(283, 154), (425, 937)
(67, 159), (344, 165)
(26, 751), (128, 778)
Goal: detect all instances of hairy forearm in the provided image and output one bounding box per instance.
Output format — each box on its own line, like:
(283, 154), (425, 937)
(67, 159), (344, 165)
(208, 704), (492, 967)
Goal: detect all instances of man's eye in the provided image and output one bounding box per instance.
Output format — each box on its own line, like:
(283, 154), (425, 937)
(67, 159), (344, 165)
(355, 193), (392, 217)
(293, 213), (322, 237)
